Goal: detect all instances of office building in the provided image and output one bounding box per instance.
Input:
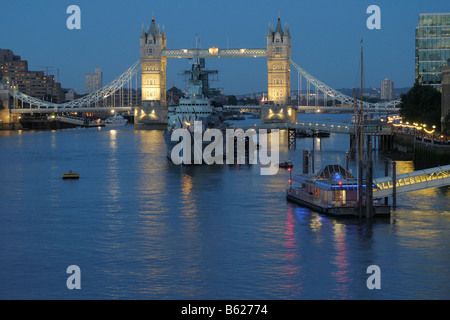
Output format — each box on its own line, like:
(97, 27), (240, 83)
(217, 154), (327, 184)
(415, 13), (450, 91)
(85, 66), (102, 94)
(0, 49), (64, 103)
(380, 78), (394, 100)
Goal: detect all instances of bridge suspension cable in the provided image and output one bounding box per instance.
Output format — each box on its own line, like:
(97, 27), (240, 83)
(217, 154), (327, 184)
(10, 60), (141, 110)
(289, 58), (400, 109)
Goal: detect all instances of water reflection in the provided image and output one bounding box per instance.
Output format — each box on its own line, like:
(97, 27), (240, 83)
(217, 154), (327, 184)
(180, 173), (197, 216)
(282, 205), (303, 297)
(331, 223), (351, 299)
(1, 114), (449, 299)
(106, 129), (120, 204)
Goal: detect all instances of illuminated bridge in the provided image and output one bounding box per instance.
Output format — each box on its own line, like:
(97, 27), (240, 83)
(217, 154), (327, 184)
(6, 14), (400, 117)
(7, 56), (399, 114)
(373, 165), (450, 198)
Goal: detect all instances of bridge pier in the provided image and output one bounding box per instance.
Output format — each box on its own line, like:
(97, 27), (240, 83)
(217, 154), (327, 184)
(379, 134), (394, 152)
(260, 103), (297, 124)
(134, 101), (168, 129)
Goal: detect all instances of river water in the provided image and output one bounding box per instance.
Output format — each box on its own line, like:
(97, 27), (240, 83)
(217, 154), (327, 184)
(0, 113), (449, 300)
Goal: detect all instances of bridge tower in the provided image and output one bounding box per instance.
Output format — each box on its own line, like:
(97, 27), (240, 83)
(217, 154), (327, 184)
(262, 15), (296, 124)
(135, 14), (168, 129)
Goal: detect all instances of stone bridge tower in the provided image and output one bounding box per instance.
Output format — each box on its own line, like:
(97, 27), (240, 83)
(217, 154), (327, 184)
(136, 14), (168, 128)
(267, 14), (291, 106)
(262, 15), (296, 124)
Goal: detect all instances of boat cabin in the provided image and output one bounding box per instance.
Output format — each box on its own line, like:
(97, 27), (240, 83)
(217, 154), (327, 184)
(292, 165), (361, 206)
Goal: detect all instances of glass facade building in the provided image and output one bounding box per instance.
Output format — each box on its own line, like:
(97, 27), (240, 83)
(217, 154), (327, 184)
(415, 13), (450, 91)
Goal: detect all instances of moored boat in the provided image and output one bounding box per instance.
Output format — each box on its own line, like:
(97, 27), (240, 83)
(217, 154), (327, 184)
(164, 57), (225, 163)
(286, 164), (390, 216)
(105, 114), (127, 127)
(279, 160), (293, 169)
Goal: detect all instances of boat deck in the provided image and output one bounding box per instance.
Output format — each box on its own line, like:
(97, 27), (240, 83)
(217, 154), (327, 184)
(286, 187), (390, 217)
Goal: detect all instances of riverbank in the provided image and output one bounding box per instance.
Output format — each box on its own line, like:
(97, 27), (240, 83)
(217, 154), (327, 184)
(393, 132), (450, 169)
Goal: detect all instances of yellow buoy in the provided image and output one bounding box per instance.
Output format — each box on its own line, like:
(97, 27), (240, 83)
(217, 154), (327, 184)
(62, 170), (79, 179)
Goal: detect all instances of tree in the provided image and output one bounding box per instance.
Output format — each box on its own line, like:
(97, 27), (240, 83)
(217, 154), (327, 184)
(226, 95), (238, 106)
(443, 113), (450, 135)
(399, 83), (441, 129)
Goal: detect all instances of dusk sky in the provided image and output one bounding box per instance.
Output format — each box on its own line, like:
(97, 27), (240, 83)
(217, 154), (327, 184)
(1, 0), (449, 95)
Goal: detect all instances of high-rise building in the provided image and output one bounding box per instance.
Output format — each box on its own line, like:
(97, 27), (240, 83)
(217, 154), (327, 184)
(85, 66), (102, 94)
(441, 66), (450, 132)
(380, 78), (394, 100)
(415, 13), (450, 91)
(0, 49), (64, 103)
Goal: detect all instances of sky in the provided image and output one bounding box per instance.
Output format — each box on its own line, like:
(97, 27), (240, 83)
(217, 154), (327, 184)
(1, 0), (449, 95)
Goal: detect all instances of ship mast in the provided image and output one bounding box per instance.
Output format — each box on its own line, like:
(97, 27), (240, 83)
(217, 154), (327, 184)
(357, 39), (365, 216)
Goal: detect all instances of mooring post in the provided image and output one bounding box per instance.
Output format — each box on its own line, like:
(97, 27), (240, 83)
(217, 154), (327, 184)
(384, 160), (389, 205)
(366, 137), (373, 218)
(392, 160), (397, 210)
(346, 151), (349, 171)
(303, 150), (309, 174)
(358, 159), (364, 217)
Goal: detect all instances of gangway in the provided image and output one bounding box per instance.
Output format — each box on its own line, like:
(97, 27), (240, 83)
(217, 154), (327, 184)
(373, 165), (450, 198)
(229, 121), (392, 135)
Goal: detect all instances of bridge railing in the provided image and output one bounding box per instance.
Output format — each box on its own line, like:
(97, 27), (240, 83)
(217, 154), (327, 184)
(289, 58), (400, 109)
(373, 165), (450, 198)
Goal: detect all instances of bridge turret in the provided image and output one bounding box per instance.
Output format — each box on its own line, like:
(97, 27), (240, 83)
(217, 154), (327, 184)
(266, 14), (291, 107)
(262, 14), (294, 125)
(140, 14), (167, 104)
(137, 14), (168, 128)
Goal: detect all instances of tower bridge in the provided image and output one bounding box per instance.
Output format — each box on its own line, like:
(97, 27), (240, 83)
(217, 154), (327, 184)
(4, 14), (400, 127)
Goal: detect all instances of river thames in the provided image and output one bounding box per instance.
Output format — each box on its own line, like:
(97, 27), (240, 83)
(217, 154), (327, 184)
(0, 113), (449, 300)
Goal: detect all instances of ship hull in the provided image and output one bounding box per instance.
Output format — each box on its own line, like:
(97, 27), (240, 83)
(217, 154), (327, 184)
(286, 190), (390, 217)
(163, 130), (226, 164)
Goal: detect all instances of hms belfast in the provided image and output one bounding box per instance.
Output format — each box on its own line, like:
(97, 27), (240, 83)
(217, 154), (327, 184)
(163, 57), (226, 163)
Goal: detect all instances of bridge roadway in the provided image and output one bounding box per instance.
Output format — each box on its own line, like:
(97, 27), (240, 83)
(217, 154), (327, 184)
(373, 165), (450, 198)
(223, 105), (399, 113)
(10, 106), (132, 114)
(10, 104), (398, 115)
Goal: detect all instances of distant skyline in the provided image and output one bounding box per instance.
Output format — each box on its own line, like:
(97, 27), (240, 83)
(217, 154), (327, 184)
(1, 0), (449, 95)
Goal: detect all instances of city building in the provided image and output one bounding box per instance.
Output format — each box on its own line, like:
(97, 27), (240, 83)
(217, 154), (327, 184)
(380, 78), (394, 100)
(85, 66), (102, 94)
(415, 13), (450, 91)
(442, 66), (450, 132)
(0, 49), (64, 103)
(63, 88), (77, 101)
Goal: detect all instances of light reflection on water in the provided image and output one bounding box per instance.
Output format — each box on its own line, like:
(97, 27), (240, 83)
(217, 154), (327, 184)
(0, 115), (449, 299)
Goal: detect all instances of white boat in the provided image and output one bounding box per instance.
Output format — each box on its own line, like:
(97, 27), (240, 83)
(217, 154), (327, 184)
(105, 114), (128, 127)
